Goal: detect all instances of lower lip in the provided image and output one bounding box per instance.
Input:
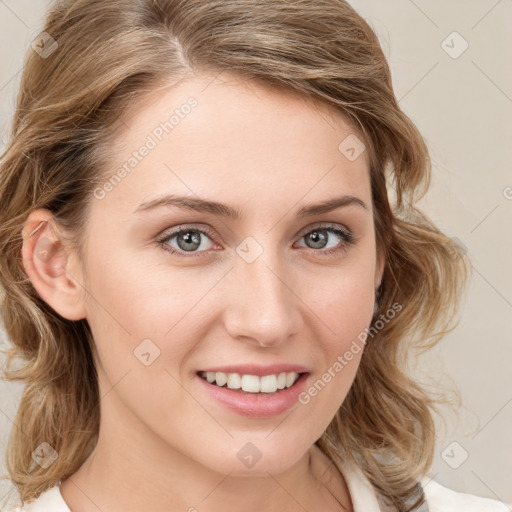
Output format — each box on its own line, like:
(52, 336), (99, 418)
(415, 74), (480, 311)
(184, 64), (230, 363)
(196, 373), (309, 418)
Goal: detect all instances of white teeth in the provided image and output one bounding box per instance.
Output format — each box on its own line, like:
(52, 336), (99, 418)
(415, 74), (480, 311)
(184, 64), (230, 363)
(214, 372), (227, 387)
(276, 372), (286, 389)
(241, 374), (260, 392)
(200, 371), (302, 393)
(227, 373), (241, 389)
(285, 372), (297, 387)
(260, 374), (277, 393)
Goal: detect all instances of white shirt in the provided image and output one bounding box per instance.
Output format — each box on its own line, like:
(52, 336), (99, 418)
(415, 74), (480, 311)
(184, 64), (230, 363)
(6, 460), (511, 511)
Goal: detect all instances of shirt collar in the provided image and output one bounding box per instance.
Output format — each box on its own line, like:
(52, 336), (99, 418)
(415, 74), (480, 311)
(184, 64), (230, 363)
(338, 458), (387, 511)
(338, 459), (429, 512)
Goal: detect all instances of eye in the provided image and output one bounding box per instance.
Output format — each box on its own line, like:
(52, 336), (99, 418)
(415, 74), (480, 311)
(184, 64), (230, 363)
(156, 222), (356, 258)
(156, 225), (219, 258)
(294, 223), (356, 256)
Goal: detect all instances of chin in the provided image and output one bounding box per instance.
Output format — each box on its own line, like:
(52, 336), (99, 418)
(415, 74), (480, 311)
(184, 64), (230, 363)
(211, 440), (308, 477)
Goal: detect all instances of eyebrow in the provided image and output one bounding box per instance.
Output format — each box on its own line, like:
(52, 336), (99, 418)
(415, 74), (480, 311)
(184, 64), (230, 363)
(132, 194), (368, 219)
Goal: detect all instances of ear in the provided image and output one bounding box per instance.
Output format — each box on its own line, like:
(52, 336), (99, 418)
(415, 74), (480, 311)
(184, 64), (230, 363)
(21, 208), (87, 321)
(374, 245), (385, 290)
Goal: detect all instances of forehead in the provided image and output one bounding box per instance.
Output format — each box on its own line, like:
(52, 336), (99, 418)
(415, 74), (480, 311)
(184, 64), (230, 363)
(94, 71), (371, 219)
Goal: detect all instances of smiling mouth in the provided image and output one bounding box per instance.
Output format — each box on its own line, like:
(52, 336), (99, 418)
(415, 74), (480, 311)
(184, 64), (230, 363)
(197, 370), (308, 395)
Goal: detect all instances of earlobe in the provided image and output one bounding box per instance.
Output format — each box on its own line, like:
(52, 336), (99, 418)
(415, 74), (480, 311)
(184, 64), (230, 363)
(21, 209), (87, 321)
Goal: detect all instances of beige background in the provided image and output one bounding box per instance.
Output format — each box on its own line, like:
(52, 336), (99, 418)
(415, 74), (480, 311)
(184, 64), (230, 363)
(0, 0), (511, 508)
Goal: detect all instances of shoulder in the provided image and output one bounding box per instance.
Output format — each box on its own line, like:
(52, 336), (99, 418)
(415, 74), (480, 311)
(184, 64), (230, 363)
(421, 476), (511, 512)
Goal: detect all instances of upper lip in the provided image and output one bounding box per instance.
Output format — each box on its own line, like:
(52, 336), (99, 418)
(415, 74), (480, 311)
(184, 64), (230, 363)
(198, 364), (310, 377)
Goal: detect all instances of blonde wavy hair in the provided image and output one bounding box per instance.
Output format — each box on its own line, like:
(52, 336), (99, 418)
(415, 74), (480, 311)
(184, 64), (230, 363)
(0, 0), (470, 510)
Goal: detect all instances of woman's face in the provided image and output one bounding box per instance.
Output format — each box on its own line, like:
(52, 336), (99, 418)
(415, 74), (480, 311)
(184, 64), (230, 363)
(64, 72), (383, 476)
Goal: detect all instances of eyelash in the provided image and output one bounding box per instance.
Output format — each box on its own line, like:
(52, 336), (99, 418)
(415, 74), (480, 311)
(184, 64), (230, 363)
(156, 223), (356, 259)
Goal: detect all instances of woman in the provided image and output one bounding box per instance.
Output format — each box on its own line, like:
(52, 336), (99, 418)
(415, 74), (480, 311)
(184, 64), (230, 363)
(0, 1), (509, 511)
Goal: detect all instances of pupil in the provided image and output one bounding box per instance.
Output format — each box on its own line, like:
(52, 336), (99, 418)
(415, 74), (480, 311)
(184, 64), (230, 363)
(178, 230), (201, 251)
(307, 230), (327, 249)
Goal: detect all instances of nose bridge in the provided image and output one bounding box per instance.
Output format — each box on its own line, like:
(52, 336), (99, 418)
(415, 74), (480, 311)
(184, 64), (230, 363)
(224, 240), (300, 345)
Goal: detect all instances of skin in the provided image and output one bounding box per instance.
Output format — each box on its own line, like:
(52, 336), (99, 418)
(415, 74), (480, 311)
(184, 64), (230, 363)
(22, 71), (384, 512)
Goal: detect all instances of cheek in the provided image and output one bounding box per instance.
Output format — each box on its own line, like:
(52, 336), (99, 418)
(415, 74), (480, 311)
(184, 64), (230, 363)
(82, 245), (219, 384)
(304, 259), (376, 342)
(320, 281), (373, 331)
(297, 276), (372, 427)
(296, 254), (376, 410)
(83, 241), (186, 334)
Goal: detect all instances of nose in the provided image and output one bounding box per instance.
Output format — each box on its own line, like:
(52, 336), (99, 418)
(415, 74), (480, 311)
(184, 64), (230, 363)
(222, 248), (303, 348)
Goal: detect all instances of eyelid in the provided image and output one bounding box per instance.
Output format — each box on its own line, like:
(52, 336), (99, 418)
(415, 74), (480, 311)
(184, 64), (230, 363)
(156, 223), (221, 249)
(156, 221), (356, 257)
(293, 222), (357, 256)
(295, 221), (352, 238)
